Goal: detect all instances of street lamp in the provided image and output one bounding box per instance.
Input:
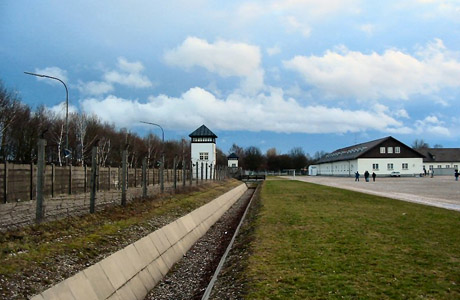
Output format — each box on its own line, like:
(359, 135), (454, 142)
(140, 121), (165, 193)
(24, 71), (70, 163)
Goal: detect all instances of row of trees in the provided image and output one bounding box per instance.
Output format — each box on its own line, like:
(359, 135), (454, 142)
(0, 81), (192, 168)
(226, 144), (317, 172)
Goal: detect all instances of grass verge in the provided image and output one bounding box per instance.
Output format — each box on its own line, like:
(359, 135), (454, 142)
(0, 179), (241, 299)
(246, 179), (460, 299)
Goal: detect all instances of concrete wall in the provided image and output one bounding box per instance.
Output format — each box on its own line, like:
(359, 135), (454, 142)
(30, 183), (248, 300)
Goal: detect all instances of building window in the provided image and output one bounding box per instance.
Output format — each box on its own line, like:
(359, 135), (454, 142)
(438, 165), (442, 169)
(199, 152), (209, 160)
(395, 147), (400, 154)
(446, 165), (450, 169)
(387, 163), (394, 170)
(429, 165), (433, 170)
(380, 147), (386, 154)
(402, 163), (408, 170)
(388, 147), (393, 154)
(372, 163), (379, 170)
(455, 165), (458, 169)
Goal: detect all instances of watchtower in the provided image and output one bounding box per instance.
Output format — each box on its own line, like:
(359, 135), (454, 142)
(227, 153), (239, 168)
(189, 125), (217, 179)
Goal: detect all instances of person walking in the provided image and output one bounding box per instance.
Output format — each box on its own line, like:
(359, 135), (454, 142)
(364, 170), (370, 182)
(372, 172), (376, 182)
(355, 171), (360, 182)
(455, 169), (459, 181)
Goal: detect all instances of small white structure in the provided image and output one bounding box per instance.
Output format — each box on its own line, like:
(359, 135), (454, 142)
(227, 153), (239, 168)
(189, 125), (217, 179)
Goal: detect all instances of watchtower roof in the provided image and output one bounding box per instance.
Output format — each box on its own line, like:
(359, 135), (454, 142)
(189, 125), (217, 138)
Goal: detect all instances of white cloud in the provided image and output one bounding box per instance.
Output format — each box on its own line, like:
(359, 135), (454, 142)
(359, 23), (375, 35)
(103, 57), (152, 88)
(285, 16), (311, 38)
(164, 37), (264, 93)
(414, 115), (451, 136)
(77, 80), (114, 96)
(267, 46), (281, 56)
(80, 87), (407, 134)
(32, 67), (68, 84)
(48, 102), (78, 118)
(284, 39), (460, 101)
(238, 0), (360, 21)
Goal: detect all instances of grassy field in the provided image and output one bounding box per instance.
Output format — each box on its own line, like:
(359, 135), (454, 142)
(246, 179), (460, 299)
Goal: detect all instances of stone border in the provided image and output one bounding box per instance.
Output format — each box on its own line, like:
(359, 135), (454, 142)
(30, 183), (248, 300)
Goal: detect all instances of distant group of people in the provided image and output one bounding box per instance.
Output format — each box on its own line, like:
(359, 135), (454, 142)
(355, 167), (459, 181)
(355, 171), (376, 182)
(422, 166), (434, 178)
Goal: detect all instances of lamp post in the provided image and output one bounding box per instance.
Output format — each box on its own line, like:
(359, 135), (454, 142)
(140, 121), (165, 193)
(24, 71), (69, 164)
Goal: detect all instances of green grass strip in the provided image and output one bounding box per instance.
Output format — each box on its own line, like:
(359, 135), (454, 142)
(246, 179), (460, 299)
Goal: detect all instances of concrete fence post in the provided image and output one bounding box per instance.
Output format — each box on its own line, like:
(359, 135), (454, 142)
(90, 144), (98, 213)
(205, 162), (208, 181)
(3, 160), (7, 203)
(210, 164), (213, 181)
(173, 156), (177, 191)
(121, 149), (127, 206)
(36, 139), (46, 223)
(30, 161), (34, 200)
(68, 165), (72, 195)
(51, 163), (55, 198)
(195, 162), (198, 185)
(142, 157), (147, 198)
(182, 159), (186, 187)
(201, 162), (204, 182)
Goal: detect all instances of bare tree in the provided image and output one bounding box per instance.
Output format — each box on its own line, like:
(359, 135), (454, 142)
(412, 139), (429, 150)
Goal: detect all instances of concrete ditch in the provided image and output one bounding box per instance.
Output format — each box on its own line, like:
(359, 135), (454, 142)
(30, 183), (248, 300)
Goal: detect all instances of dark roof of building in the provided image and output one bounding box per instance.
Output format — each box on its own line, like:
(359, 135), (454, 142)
(189, 125), (217, 138)
(228, 153), (239, 159)
(316, 136), (423, 163)
(418, 148), (460, 163)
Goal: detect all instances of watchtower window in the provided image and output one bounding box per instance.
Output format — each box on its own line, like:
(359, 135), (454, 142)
(199, 152), (209, 160)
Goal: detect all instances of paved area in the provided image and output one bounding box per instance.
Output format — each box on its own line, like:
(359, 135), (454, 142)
(291, 175), (460, 212)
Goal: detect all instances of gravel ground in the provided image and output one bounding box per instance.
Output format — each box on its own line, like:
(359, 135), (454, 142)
(145, 187), (256, 300)
(293, 175), (460, 211)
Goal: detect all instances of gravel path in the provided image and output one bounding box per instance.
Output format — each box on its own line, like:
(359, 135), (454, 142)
(293, 176), (460, 211)
(145, 188), (254, 300)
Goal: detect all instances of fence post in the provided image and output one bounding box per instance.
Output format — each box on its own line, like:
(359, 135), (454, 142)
(160, 155), (164, 193)
(134, 166), (137, 187)
(121, 149), (127, 206)
(190, 162), (193, 186)
(68, 165), (72, 195)
(173, 156), (177, 191)
(90, 144), (98, 213)
(201, 162), (204, 182)
(210, 164), (213, 181)
(195, 162), (198, 185)
(107, 166), (111, 191)
(3, 160), (7, 203)
(142, 157), (147, 198)
(30, 161), (34, 200)
(182, 159), (186, 187)
(36, 139), (46, 223)
(51, 163), (55, 198)
(205, 162), (208, 181)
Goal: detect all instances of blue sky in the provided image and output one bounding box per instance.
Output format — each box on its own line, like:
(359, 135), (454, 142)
(1, 0), (459, 156)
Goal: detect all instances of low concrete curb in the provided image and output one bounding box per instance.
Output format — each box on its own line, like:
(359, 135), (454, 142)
(30, 183), (248, 300)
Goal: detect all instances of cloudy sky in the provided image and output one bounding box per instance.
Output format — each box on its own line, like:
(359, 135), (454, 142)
(1, 0), (459, 155)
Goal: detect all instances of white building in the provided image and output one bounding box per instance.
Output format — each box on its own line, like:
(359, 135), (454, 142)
(227, 153), (239, 168)
(189, 125), (217, 179)
(418, 148), (460, 175)
(311, 136), (425, 177)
